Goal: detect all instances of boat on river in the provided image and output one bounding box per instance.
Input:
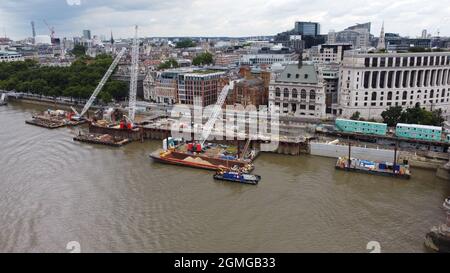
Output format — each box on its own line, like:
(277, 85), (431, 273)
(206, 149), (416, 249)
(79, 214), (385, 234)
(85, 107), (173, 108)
(213, 170), (261, 185)
(336, 157), (411, 179)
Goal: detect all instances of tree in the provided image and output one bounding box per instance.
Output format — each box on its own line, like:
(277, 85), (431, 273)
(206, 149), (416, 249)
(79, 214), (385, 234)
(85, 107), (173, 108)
(175, 39), (196, 48)
(192, 52), (213, 66)
(72, 44), (87, 58)
(401, 105), (424, 124)
(104, 81), (128, 101)
(0, 54), (114, 101)
(430, 109), (445, 126)
(99, 91), (112, 104)
(381, 106), (403, 126)
(158, 59), (179, 70)
(350, 111), (361, 121)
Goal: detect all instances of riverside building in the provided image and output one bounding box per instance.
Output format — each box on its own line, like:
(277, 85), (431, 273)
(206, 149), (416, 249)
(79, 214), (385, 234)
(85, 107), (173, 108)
(338, 51), (450, 119)
(269, 63), (326, 118)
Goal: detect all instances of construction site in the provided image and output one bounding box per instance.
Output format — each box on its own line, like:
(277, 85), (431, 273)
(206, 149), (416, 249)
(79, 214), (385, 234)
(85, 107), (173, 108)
(21, 26), (281, 180)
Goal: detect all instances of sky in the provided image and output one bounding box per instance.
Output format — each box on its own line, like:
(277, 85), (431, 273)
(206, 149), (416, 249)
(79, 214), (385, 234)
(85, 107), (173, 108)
(0, 0), (449, 40)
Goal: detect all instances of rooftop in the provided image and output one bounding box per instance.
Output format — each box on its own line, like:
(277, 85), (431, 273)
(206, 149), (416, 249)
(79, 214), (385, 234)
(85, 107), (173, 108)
(276, 63), (318, 84)
(397, 123), (442, 130)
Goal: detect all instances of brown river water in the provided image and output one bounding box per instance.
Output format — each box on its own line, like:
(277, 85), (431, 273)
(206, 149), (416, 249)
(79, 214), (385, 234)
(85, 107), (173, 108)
(0, 101), (449, 253)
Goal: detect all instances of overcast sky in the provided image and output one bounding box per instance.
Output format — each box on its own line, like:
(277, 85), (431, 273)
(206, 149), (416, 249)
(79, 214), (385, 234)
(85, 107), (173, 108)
(1, 0), (449, 40)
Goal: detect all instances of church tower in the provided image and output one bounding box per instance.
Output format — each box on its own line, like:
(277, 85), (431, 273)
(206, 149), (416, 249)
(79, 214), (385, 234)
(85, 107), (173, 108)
(377, 21), (386, 51)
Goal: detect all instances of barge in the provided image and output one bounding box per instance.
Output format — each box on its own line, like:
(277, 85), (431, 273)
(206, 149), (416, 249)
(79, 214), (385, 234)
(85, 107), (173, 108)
(150, 139), (256, 173)
(26, 110), (87, 129)
(335, 157), (411, 179)
(73, 133), (132, 147)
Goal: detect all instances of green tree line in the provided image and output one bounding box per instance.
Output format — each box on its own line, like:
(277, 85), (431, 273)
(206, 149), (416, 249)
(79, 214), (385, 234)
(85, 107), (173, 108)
(175, 39), (196, 48)
(0, 54), (128, 104)
(381, 105), (445, 127)
(192, 52), (213, 66)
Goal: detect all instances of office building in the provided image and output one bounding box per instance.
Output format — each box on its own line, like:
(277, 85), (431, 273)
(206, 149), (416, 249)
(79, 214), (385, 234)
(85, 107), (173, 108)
(334, 23), (371, 49)
(385, 33), (431, 51)
(177, 70), (226, 107)
(269, 63), (326, 117)
(239, 53), (296, 65)
(310, 44), (352, 115)
(338, 51), (450, 119)
(295, 22), (321, 36)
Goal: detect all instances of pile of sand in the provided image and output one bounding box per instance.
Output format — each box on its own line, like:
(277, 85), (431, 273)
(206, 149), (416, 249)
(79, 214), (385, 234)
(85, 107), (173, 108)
(183, 156), (214, 166)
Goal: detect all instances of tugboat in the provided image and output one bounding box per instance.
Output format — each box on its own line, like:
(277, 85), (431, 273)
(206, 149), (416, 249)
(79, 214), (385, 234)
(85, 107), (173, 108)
(213, 169), (261, 185)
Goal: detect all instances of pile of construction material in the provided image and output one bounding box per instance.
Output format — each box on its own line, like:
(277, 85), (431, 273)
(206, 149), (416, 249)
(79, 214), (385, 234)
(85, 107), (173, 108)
(73, 133), (132, 147)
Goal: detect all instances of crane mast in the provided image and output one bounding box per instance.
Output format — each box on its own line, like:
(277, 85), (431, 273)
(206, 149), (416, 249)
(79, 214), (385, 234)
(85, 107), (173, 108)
(128, 25), (139, 122)
(78, 47), (126, 117)
(43, 20), (55, 40)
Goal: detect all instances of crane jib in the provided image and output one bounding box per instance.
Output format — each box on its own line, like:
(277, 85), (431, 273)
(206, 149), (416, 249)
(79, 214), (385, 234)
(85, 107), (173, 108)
(79, 47), (126, 117)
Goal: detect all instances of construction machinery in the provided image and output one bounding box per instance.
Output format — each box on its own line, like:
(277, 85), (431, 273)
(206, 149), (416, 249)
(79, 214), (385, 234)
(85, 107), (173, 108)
(71, 47), (127, 121)
(43, 20), (56, 42)
(128, 25), (139, 124)
(199, 81), (236, 146)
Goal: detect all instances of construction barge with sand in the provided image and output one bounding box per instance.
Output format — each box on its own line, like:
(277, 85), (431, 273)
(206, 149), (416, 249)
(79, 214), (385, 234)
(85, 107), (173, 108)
(150, 138), (257, 173)
(73, 132), (132, 147)
(26, 109), (87, 129)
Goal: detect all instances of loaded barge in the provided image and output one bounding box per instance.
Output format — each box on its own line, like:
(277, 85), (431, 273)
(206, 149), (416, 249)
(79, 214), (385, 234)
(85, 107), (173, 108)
(74, 133), (132, 147)
(26, 109), (87, 129)
(335, 141), (411, 179)
(150, 138), (256, 173)
(335, 157), (411, 179)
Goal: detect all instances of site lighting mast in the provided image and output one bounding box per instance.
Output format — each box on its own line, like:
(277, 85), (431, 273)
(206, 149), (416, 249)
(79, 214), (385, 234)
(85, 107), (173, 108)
(128, 25), (139, 122)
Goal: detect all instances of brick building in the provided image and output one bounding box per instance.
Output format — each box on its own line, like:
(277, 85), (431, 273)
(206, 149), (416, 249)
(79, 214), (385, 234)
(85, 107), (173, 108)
(178, 70), (226, 107)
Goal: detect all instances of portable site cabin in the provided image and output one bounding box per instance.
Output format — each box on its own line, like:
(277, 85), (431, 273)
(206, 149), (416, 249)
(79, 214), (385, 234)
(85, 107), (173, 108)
(335, 119), (387, 136)
(395, 123), (442, 142)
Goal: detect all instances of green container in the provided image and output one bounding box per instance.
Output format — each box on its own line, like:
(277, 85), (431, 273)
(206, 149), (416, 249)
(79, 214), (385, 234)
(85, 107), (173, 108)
(335, 119), (387, 136)
(395, 123), (442, 142)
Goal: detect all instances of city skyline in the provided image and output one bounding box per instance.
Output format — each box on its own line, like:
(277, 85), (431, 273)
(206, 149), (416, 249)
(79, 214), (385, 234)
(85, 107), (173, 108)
(0, 0), (449, 40)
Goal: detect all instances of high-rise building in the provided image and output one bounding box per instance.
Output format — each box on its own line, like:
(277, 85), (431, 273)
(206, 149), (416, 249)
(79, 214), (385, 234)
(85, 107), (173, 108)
(295, 22), (321, 36)
(335, 23), (371, 49)
(338, 51), (450, 119)
(83, 30), (91, 40)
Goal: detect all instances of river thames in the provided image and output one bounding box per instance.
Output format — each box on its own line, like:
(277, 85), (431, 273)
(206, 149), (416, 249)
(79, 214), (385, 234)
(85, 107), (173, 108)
(0, 101), (448, 252)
